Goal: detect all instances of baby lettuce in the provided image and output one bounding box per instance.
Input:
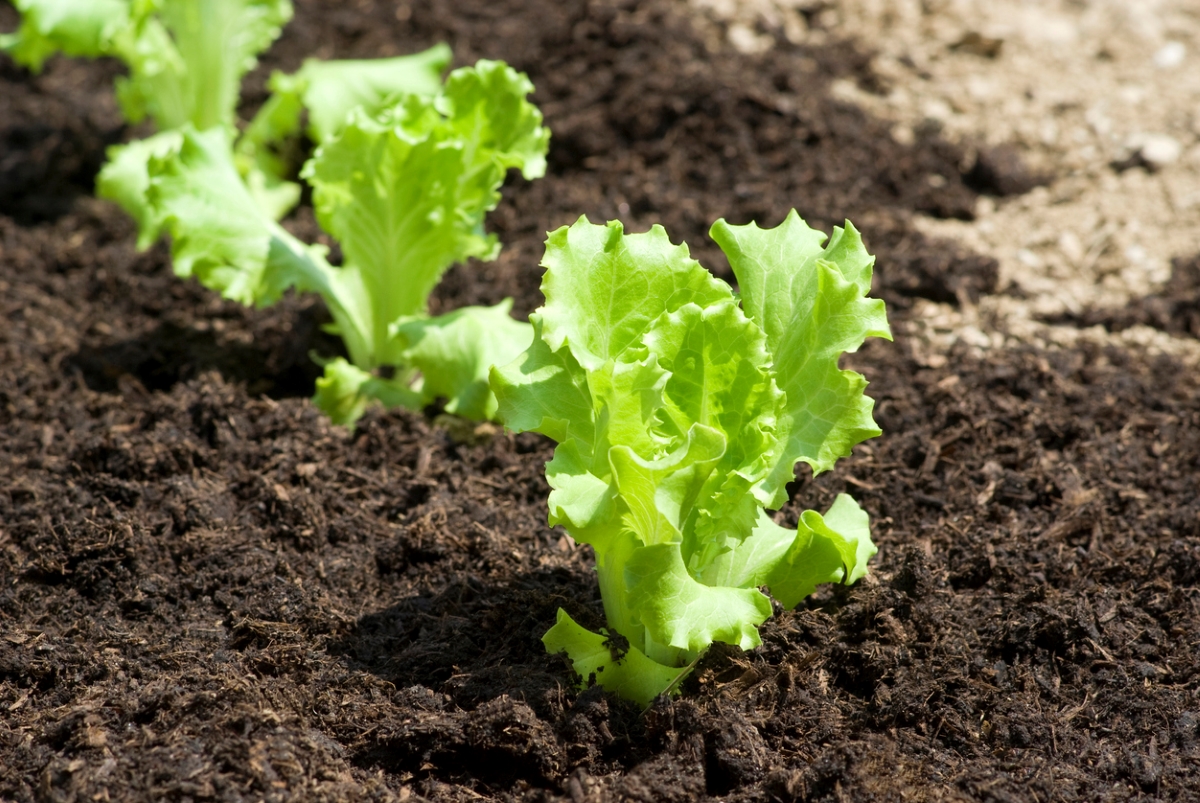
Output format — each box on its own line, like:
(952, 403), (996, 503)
(4, 3), (545, 425)
(2, 1), (454, 229)
(100, 41), (453, 249)
(146, 61), (548, 424)
(491, 214), (890, 705)
(2, 0), (293, 131)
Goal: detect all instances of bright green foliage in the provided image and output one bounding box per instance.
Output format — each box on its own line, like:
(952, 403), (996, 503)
(491, 213), (890, 706)
(115, 0), (292, 131)
(1, 0), (128, 71)
(4, 2), (547, 426)
(143, 62), (547, 424)
(393, 300), (536, 421)
(5, 0), (298, 229)
(95, 130), (185, 249)
(241, 44), (452, 149)
(312, 358), (422, 428)
(5, 2), (455, 232)
(234, 43), (452, 210)
(301, 63), (547, 366)
(710, 215), (893, 501)
(145, 126), (322, 305)
(3, 0), (293, 131)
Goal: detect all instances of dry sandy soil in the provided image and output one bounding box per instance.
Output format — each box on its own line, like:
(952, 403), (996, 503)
(698, 0), (1200, 362)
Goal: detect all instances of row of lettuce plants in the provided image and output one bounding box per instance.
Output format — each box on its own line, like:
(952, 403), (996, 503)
(4, 0), (891, 705)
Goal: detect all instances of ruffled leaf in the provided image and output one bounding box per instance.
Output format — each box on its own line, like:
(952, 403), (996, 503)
(704, 494), (876, 609)
(96, 130), (185, 249)
(302, 46), (448, 142)
(537, 217), (730, 371)
(608, 425), (726, 547)
(114, 0), (293, 130)
(238, 43), (451, 191)
(437, 60), (550, 181)
(625, 543), (772, 653)
(312, 357), (422, 427)
(545, 440), (616, 537)
(640, 299), (783, 561)
(147, 127), (332, 303)
(491, 316), (595, 447)
(303, 61), (549, 368)
(711, 211), (891, 506)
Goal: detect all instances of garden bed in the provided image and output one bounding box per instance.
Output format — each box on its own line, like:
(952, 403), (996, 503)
(2, 1), (1198, 800)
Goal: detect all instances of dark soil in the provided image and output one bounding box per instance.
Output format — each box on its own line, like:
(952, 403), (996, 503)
(2, 1), (1198, 801)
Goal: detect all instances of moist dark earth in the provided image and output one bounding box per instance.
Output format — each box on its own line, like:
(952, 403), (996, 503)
(2, 1), (1199, 801)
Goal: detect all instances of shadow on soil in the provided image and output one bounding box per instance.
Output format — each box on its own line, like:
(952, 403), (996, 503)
(1039, 251), (1200, 339)
(329, 569), (625, 790)
(68, 311), (342, 400)
(0, 53), (127, 225)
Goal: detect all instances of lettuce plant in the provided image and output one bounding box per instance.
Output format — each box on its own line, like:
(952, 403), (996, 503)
(1, 0), (457, 229)
(491, 213), (891, 705)
(2, 0), (292, 131)
(147, 61), (548, 424)
(0, 0), (446, 139)
(3, 0), (298, 218)
(4, 2), (548, 425)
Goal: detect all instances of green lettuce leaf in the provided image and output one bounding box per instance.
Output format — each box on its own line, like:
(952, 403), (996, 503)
(312, 357), (422, 427)
(96, 130), (185, 249)
(7, 0), (299, 223)
(113, 0), (293, 131)
(608, 425), (726, 548)
(236, 44), (451, 204)
(490, 316), (595, 447)
(1, 0), (128, 70)
(626, 542), (772, 654)
(147, 128), (329, 302)
(145, 61), (548, 427)
(11, 0), (294, 132)
(312, 303), (534, 425)
(144, 125), (375, 375)
(710, 211), (892, 505)
(543, 608), (683, 708)
(536, 217), (729, 370)
(640, 299), (783, 566)
(242, 43), (452, 148)
(436, 60), (550, 181)
(541, 496), (877, 706)
(705, 494), (876, 609)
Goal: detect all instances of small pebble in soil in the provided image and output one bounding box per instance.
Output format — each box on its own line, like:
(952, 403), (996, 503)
(1131, 133), (1184, 169)
(1153, 41), (1186, 69)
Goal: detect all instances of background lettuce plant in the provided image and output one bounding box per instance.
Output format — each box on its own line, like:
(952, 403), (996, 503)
(4, 0), (302, 221)
(491, 213), (891, 705)
(144, 61), (548, 424)
(4, 1), (548, 425)
(2, 0), (292, 131)
(2, 0), (456, 219)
